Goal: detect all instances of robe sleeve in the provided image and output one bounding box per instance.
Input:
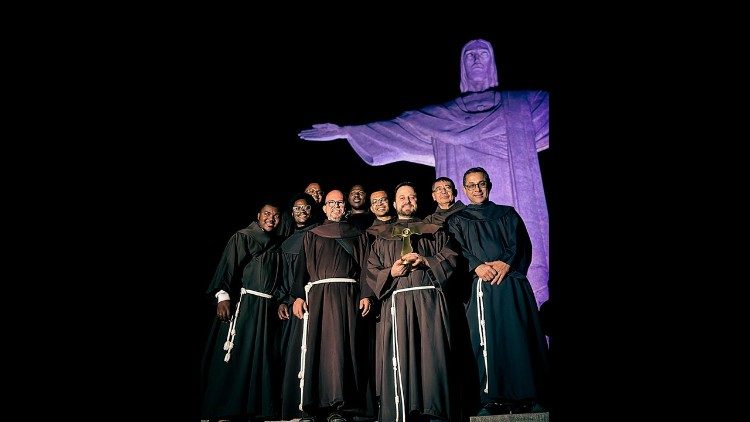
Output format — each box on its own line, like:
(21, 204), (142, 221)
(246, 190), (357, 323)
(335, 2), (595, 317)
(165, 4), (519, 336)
(422, 230), (459, 288)
(447, 217), (484, 272)
(498, 208), (533, 276)
(275, 253), (295, 306)
(367, 238), (395, 300)
(292, 232), (312, 300)
(206, 232), (258, 297)
(356, 234), (375, 300)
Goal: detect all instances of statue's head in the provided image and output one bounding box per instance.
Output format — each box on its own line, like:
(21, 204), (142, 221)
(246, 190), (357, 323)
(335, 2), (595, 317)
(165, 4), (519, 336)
(459, 39), (498, 93)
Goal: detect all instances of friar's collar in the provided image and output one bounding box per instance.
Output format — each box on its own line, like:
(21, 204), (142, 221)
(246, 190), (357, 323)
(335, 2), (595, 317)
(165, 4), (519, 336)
(240, 221), (275, 247)
(310, 219), (362, 238)
(467, 200), (492, 209)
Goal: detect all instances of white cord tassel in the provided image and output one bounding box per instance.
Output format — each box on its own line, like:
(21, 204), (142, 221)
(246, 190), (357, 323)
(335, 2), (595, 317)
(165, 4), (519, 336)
(218, 288), (273, 363)
(390, 286), (435, 422)
(477, 278), (489, 393)
(296, 279), (357, 412)
(298, 282), (313, 411)
(391, 302), (403, 422)
(223, 290), (246, 362)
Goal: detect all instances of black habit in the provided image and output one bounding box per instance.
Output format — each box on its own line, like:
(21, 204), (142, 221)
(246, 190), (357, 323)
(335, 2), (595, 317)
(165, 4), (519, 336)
(201, 222), (283, 420)
(447, 202), (550, 406)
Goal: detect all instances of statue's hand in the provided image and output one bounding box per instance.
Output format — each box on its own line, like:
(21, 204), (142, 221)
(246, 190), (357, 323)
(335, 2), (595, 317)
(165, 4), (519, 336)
(298, 123), (346, 141)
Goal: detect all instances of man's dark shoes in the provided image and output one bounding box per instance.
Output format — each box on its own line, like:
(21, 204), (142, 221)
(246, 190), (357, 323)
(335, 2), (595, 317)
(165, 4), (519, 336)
(477, 402), (512, 416)
(476, 405), (492, 416)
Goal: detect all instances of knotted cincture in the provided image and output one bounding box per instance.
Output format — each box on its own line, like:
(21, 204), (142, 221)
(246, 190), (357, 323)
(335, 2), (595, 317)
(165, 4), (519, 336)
(222, 288), (272, 363)
(390, 285), (436, 422)
(476, 278), (489, 393)
(297, 278), (357, 412)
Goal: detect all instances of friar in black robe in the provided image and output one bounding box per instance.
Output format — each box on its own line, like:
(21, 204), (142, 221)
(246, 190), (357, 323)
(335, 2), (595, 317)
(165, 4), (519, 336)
(367, 182), (467, 422)
(201, 204), (284, 421)
(447, 167), (550, 414)
(276, 193), (321, 420)
(290, 190), (376, 422)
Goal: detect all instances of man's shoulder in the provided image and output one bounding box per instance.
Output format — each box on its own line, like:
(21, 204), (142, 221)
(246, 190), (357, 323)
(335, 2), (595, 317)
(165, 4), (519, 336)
(310, 220), (363, 239)
(452, 203), (514, 221)
(235, 223), (261, 241)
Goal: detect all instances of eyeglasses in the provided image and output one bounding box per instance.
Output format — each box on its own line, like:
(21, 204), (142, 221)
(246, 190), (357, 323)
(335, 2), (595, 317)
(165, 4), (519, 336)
(292, 205), (311, 212)
(325, 200), (345, 208)
(432, 185), (453, 193)
(371, 197), (389, 205)
(464, 181), (488, 191)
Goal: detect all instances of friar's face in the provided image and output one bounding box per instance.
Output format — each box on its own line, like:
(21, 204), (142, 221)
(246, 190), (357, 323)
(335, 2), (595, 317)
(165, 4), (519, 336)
(348, 185), (367, 211)
(431, 180), (456, 208)
(257, 205), (281, 232)
(394, 185), (418, 218)
(292, 198), (312, 226)
(324, 190), (346, 222)
(305, 183), (324, 204)
(370, 191), (390, 217)
(463, 172), (491, 205)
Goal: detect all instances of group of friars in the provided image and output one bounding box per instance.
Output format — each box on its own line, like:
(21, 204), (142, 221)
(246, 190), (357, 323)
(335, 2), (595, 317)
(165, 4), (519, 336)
(202, 171), (549, 422)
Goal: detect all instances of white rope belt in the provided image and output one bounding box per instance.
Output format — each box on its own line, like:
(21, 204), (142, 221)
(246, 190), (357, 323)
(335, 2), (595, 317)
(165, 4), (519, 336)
(298, 277), (357, 411)
(390, 285), (436, 422)
(223, 287), (272, 363)
(476, 278), (489, 393)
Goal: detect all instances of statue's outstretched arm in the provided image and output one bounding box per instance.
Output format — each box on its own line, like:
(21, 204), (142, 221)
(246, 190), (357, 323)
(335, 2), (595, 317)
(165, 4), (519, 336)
(298, 123), (348, 141)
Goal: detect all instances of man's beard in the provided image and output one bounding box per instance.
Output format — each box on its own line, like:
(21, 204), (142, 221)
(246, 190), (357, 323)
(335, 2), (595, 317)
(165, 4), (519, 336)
(398, 205), (416, 217)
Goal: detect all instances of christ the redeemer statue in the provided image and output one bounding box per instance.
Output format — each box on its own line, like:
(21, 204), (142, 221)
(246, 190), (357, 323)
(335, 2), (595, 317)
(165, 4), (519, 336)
(298, 39), (550, 307)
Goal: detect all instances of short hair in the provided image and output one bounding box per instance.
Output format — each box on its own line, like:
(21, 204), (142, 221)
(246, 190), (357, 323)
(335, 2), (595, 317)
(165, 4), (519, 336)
(257, 201), (281, 214)
(287, 192), (323, 224)
(349, 184), (366, 193)
(393, 181), (417, 198)
(369, 188), (389, 200)
(288, 192), (316, 209)
(462, 167), (492, 189)
(432, 176), (456, 192)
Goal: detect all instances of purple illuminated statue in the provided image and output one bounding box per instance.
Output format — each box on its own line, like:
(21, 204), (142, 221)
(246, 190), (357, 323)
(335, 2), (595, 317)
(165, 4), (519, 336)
(299, 39), (550, 307)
